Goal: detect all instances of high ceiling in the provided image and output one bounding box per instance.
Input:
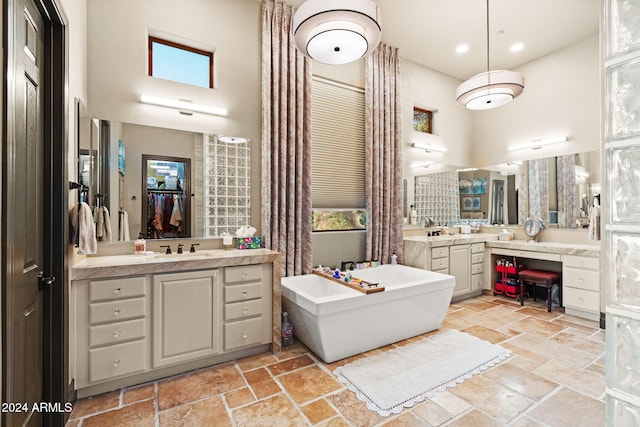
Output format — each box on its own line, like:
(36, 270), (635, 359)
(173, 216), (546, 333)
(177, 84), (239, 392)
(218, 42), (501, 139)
(285, 0), (602, 80)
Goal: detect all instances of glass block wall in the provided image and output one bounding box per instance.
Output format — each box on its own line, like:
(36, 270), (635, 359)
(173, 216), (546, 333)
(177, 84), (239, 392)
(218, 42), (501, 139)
(414, 171), (461, 226)
(203, 135), (251, 236)
(605, 0), (640, 424)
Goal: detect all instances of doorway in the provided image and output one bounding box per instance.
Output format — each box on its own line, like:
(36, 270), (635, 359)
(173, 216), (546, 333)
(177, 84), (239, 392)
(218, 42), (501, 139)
(2, 0), (68, 425)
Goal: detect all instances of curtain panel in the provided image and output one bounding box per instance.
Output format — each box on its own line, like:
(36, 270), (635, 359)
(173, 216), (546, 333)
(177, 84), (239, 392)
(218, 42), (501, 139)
(261, 0), (313, 277)
(365, 44), (404, 264)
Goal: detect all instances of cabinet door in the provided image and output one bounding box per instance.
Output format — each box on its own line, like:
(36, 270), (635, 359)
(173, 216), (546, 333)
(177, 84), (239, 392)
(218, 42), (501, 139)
(449, 245), (471, 296)
(153, 270), (221, 368)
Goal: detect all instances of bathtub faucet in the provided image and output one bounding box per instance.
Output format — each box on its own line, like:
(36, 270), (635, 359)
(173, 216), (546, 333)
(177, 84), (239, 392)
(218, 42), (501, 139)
(340, 261), (356, 271)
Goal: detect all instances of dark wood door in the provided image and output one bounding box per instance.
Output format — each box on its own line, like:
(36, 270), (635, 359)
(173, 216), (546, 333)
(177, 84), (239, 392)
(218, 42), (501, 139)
(4, 0), (46, 424)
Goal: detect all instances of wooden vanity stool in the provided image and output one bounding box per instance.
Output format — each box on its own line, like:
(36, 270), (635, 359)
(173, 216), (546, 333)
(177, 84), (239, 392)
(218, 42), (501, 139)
(518, 269), (562, 312)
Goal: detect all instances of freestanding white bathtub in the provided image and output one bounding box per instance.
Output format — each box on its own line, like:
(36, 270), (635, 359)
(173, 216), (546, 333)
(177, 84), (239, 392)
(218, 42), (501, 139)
(281, 264), (455, 363)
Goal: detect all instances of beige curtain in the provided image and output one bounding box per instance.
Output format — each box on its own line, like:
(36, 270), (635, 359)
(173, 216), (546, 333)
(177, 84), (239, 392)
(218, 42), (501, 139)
(261, 0), (313, 277)
(365, 44), (404, 264)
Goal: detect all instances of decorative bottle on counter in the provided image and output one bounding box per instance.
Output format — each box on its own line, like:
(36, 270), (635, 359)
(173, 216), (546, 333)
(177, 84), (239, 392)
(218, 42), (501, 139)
(134, 233), (146, 255)
(390, 252), (398, 265)
(281, 311), (293, 347)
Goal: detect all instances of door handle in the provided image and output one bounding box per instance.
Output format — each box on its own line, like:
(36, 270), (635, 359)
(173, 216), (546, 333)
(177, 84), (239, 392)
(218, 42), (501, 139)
(38, 271), (56, 291)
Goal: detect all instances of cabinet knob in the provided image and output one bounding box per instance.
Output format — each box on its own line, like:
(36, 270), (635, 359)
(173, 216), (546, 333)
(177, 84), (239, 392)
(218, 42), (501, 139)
(114, 287), (121, 294)
(242, 332), (248, 339)
(243, 308), (249, 314)
(241, 273), (247, 279)
(113, 360), (121, 368)
(114, 308), (121, 316)
(113, 331), (122, 339)
(242, 292), (248, 298)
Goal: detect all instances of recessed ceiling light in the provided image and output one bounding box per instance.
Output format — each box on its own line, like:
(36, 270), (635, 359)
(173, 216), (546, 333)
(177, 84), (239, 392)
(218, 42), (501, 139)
(456, 44), (469, 54)
(510, 43), (524, 52)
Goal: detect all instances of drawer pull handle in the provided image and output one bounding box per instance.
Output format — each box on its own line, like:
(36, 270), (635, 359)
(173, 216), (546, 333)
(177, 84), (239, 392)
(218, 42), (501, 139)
(114, 308), (121, 316)
(114, 287), (121, 294)
(113, 331), (122, 339)
(113, 360), (121, 368)
(242, 332), (248, 339)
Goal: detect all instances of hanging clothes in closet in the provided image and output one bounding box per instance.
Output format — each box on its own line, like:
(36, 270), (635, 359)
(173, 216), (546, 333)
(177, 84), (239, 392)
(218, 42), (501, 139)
(146, 192), (185, 238)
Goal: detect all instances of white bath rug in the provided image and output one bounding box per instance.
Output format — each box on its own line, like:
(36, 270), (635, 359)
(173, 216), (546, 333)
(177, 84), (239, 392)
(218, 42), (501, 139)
(333, 329), (511, 417)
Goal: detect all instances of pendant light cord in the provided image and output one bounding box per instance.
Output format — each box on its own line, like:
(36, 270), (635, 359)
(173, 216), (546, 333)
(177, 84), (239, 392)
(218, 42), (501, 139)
(486, 0), (490, 72)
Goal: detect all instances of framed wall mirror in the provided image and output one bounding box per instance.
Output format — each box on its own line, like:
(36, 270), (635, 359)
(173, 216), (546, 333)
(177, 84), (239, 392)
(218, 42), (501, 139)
(142, 155), (191, 239)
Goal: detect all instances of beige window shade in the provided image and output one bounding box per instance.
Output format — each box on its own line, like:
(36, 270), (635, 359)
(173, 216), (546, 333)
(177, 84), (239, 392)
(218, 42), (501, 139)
(311, 77), (365, 208)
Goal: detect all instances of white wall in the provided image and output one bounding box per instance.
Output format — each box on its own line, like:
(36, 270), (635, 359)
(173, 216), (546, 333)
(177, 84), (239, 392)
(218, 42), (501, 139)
(470, 35), (600, 167)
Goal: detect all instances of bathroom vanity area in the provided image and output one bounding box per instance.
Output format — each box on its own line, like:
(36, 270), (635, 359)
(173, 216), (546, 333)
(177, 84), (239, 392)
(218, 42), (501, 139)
(70, 248), (280, 398)
(404, 230), (603, 325)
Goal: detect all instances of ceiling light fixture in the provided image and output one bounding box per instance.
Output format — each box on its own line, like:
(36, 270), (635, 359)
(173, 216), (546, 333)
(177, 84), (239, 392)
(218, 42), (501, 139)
(456, 44), (469, 54)
(411, 142), (447, 153)
(510, 43), (524, 52)
(218, 136), (249, 144)
(292, 0), (381, 65)
(455, 0), (524, 110)
(139, 95), (228, 117)
(508, 136), (568, 151)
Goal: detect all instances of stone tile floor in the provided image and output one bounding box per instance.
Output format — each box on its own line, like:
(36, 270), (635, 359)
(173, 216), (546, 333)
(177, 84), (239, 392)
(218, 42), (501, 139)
(67, 295), (606, 426)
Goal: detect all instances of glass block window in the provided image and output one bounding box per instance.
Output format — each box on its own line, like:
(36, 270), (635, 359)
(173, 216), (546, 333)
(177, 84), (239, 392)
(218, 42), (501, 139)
(203, 135), (251, 236)
(414, 171), (461, 226)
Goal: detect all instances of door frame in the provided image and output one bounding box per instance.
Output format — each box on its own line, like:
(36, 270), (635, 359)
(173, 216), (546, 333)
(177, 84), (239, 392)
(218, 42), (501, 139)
(2, 0), (68, 424)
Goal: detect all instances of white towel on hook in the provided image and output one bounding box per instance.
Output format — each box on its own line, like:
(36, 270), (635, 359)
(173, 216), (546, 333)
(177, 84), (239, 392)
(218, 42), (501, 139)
(78, 202), (97, 254)
(588, 205), (601, 241)
(119, 210), (131, 241)
(102, 206), (112, 242)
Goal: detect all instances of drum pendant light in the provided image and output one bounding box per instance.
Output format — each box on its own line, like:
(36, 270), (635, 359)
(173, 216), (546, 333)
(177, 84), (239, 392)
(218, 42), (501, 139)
(456, 0), (524, 110)
(293, 0), (381, 65)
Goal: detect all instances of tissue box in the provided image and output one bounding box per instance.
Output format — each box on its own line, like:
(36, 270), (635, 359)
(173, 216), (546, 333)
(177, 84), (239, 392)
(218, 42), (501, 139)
(499, 231), (515, 241)
(236, 236), (262, 250)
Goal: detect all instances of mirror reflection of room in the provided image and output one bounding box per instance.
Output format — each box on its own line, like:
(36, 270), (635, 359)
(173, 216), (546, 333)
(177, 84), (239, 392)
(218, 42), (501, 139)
(143, 155), (191, 239)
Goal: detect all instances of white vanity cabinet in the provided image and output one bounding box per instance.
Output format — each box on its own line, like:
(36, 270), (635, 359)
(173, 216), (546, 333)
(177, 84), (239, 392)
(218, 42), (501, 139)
(562, 254), (601, 321)
(73, 276), (151, 389)
(223, 264), (273, 351)
(449, 242), (485, 299)
(72, 254), (276, 398)
(153, 270), (221, 367)
(449, 244), (471, 297)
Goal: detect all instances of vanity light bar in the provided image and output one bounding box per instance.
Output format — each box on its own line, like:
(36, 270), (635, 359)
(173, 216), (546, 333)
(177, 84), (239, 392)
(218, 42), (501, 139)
(139, 94), (228, 117)
(218, 135), (249, 144)
(411, 142), (447, 153)
(508, 136), (568, 151)
(411, 161), (435, 169)
(457, 167), (478, 172)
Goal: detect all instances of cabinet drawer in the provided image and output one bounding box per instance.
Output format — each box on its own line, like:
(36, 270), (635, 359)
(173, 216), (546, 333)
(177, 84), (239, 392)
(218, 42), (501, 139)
(225, 299), (263, 321)
(90, 298), (145, 325)
(471, 253), (484, 264)
(471, 263), (483, 275)
(431, 247), (448, 259)
(225, 264), (263, 284)
(563, 255), (599, 271)
(89, 340), (145, 383)
(563, 287), (599, 313)
(225, 282), (263, 303)
(563, 268), (600, 292)
(431, 258), (449, 271)
(471, 273), (484, 290)
(471, 243), (485, 254)
(89, 319), (146, 348)
(224, 317), (263, 351)
(90, 277), (145, 302)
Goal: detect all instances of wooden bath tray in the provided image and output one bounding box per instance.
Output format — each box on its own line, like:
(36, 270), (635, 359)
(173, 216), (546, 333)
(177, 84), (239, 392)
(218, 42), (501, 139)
(312, 270), (385, 294)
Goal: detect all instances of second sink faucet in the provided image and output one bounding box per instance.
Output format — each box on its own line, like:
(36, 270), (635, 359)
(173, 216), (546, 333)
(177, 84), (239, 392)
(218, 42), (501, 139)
(341, 261), (356, 271)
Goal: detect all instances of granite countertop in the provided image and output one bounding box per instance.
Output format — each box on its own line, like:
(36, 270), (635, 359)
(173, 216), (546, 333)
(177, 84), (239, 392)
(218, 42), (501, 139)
(486, 240), (601, 257)
(404, 233), (499, 247)
(71, 248), (280, 281)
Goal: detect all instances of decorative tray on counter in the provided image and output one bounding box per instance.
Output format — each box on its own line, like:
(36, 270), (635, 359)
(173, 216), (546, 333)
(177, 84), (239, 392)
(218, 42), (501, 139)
(312, 270), (385, 294)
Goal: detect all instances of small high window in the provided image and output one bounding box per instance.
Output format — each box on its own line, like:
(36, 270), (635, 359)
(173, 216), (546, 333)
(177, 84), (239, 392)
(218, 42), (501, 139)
(148, 36), (213, 89)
